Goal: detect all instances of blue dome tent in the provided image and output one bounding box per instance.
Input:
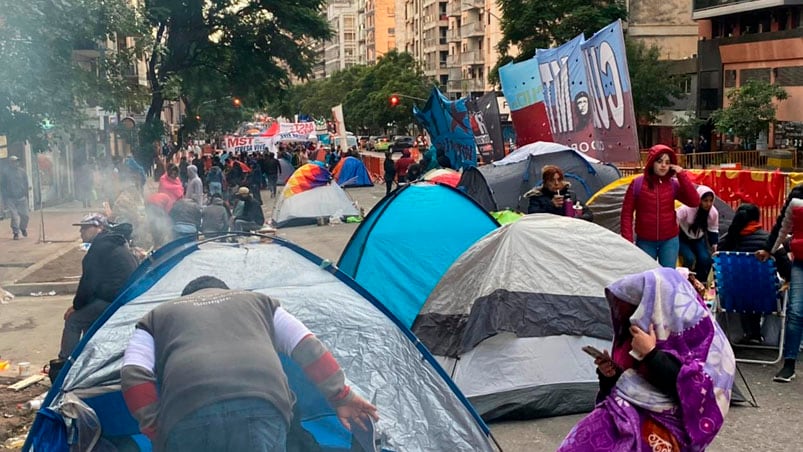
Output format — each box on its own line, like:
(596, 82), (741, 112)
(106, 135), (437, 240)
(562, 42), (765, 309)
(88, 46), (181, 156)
(338, 182), (500, 327)
(25, 235), (494, 452)
(333, 156), (374, 187)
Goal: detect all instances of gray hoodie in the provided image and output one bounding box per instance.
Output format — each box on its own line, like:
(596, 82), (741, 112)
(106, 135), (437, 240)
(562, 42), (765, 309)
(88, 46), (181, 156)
(185, 165), (203, 205)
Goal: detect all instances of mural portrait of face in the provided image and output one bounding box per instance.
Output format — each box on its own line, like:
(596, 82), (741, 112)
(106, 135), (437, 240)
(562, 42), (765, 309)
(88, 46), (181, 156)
(575, 93), (589, 116)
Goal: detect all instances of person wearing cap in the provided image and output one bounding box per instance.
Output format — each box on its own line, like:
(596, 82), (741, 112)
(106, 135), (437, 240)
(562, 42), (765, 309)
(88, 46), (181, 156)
(232, 186), (264, 232)
(1, 156), (30, 240)
(58, 213), (139, 360)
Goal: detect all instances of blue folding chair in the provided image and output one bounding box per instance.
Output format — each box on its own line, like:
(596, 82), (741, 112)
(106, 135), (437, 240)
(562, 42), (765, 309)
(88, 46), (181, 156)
(713, 251), (788, 365)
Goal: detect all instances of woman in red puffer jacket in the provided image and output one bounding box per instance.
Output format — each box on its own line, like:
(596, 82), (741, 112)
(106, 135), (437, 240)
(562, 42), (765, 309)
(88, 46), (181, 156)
(620, 144), (699, 267)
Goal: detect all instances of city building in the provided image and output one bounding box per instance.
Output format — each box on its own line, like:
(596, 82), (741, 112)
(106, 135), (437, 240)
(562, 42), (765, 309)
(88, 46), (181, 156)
(694, 1), (803, 149)
(365, 0), (397, 63)
(399, 0), (450, 88)
(325, 1), (359, 75)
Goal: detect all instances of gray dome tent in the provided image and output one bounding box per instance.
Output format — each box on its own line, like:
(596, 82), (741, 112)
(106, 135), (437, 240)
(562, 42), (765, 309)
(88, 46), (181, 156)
(478, 141), (621, 211)
(411, 214), (660, 421)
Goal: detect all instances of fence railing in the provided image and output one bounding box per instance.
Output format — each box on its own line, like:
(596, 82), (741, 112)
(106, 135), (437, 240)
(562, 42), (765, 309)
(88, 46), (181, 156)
(633, 150), (799, 170)
(616, 166), (797, 232)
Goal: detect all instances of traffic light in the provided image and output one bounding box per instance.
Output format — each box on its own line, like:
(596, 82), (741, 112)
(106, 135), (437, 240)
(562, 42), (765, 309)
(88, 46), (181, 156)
(389, 93), (400, 107)
(232, 97), (242, 108)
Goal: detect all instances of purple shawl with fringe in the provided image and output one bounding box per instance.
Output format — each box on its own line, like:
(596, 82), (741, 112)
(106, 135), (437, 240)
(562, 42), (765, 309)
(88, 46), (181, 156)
(558, 268), (735, 452)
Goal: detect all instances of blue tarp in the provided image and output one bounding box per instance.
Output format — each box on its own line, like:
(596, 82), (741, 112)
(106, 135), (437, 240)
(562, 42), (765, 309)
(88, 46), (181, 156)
(335, 156), (374, 187)
(338, 182), (500, 327)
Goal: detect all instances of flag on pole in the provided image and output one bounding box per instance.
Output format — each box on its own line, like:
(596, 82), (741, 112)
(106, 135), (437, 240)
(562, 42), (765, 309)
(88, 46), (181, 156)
(331, 104), (348, 150)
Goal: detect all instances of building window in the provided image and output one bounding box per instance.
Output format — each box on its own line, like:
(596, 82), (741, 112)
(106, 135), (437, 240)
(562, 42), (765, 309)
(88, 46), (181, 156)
(388, 27), (395, 35)
(740, 68), (771, 84)
(723, 70), (737, 88)
(777, 66), (803, 86)
(677, 74), (692, 94)
(699, 88), (719, 111)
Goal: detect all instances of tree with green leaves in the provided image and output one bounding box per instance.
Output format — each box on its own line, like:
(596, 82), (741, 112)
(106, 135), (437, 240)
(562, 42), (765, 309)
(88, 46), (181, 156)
(626, 39), (683, 125)
(492, 0), (627, 83)
(0, 0), (149, 147)
(268, 50), (432, 135)
(673, 110), (706, 142)
(710, 80), (788, 150)
(139, 0), (331, 164)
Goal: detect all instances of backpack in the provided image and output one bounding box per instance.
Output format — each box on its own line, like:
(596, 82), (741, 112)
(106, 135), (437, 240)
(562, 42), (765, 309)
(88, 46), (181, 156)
(632, 175), (678, 203)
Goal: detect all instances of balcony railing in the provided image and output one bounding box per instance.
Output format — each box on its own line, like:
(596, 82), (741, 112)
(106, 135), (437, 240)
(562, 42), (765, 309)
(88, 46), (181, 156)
(461, 20), (485, 38)
(447, 78), (485, 92)
(462, 0), (485, 11)
(448, 28), (461, 42)
(461, 49), (484, 65)
(448, 54), (461, 65)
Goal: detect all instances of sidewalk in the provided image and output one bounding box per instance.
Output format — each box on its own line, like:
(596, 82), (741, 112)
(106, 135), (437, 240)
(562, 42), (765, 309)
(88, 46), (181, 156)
(0, 201), (92, 291)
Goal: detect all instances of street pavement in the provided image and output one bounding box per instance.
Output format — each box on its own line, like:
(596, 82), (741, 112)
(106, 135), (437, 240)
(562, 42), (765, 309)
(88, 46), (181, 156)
(1, 184), (802, 451)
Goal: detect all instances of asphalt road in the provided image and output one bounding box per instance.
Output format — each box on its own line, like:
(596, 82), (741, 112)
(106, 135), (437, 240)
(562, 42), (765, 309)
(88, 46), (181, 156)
(1, 183), (801, 451)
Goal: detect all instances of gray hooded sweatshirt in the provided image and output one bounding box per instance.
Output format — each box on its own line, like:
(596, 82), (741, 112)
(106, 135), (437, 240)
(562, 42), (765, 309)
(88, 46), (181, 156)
(185, 165), (203, 205)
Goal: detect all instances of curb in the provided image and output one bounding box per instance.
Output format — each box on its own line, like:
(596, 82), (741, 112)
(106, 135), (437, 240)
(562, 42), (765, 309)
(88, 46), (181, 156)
(3, 281), (79, 297)
(2, 239), (82, 287)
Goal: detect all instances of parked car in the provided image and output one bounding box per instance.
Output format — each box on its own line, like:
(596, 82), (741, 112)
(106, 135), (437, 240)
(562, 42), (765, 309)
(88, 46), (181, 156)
(391, 136), (415, 153)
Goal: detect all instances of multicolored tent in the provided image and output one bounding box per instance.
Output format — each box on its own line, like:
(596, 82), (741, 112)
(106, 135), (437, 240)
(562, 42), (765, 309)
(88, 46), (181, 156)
(271, 165), (359, 228)
(282, 163), (332, 198)
(332, 156), (374, 187)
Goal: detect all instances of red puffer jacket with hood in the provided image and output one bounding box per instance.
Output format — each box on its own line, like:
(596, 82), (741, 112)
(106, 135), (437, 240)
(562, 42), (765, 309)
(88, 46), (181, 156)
(620, 144), (700, 242)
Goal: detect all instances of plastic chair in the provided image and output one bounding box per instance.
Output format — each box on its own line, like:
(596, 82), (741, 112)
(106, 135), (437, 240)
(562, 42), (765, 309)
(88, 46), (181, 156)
(713, 251), (788, 365)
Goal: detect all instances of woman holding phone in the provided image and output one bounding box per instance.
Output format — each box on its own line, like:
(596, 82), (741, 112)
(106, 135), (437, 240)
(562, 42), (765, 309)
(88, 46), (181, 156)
(620, 144), (699, 267)
(558, 268), (735, 452)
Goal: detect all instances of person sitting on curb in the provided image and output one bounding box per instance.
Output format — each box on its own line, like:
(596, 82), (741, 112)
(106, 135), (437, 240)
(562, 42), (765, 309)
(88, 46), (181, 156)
(121, 276), (378, 451)
(231, 186), (265, 232)
(56, 213), (139, 365)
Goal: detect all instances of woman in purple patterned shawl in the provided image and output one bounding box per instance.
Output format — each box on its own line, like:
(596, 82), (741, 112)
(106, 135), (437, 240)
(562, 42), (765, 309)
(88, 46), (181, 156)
(558, 268), (735, 452)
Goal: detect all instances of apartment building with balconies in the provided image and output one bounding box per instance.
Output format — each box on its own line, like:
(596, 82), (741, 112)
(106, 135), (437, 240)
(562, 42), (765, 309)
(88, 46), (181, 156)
(325, 1), (359, 75)
(694, 0), (803, 148)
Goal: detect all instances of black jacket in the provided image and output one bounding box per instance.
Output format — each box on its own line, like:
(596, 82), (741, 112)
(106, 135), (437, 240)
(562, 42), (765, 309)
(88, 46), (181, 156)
(525, 184), (593, 221)
(73, 231), (138, 310)
(383, 157), (396, 181)
(235, 196), (265, 225)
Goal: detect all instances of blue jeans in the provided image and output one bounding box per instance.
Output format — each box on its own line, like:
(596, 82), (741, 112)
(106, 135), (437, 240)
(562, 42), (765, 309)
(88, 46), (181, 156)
(636, 236), (679, 268)
(209, 182), (222, 196)
(678, 237), (713, 281)
(784, 262), (803, 360)
(164, 398), (287, 452)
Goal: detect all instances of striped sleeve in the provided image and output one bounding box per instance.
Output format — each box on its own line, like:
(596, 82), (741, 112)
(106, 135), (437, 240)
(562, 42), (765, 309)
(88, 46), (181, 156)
(121, 328), (159, 439)
(291, 334), (353, 406)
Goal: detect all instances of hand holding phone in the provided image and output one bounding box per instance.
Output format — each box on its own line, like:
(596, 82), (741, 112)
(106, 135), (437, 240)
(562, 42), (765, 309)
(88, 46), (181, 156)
(582, 345), (605, 359)
(583, 346), (617, 377)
